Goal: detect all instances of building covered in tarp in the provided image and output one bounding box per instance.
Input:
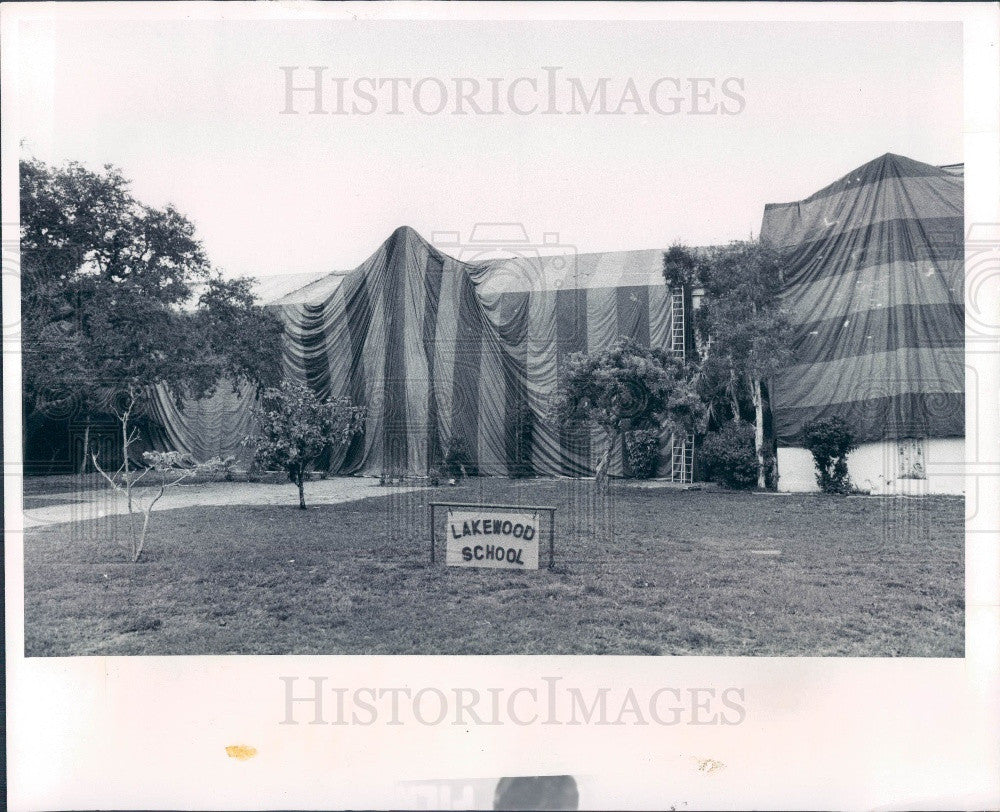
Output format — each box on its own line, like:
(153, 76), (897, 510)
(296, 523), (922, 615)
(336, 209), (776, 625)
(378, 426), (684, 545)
(761, 153), (964, 493)
(272, 225), (691, 479)
(140, 226), (691, 479)
(107, 151), (965, 493)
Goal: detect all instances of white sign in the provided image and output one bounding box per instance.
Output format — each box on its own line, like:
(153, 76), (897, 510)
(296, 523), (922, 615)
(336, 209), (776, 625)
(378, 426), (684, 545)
(445, 509), (540, 570)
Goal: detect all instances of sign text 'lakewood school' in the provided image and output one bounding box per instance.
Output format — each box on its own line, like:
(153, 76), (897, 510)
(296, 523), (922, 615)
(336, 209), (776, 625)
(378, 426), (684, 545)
(445, 509), (540, 570)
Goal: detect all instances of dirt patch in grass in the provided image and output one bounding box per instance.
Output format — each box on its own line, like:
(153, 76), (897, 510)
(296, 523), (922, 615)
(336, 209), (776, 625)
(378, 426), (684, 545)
(23, 479), (964, 656)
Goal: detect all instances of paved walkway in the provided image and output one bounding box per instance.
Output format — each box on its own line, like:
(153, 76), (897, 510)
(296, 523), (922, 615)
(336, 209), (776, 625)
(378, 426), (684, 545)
(20, 477), (423, 529)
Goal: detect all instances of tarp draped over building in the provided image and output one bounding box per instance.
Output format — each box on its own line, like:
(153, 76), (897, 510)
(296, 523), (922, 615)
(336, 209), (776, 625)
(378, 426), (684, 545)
(274, 226), (682, 477)
(147, 226), (682, 476)
(144, 152), (964, 475)
(145, 382), (256, 462)
(760, 153), (964, 445)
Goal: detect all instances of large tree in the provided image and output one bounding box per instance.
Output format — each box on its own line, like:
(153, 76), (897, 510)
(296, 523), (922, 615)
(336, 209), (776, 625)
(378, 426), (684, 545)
(554, 336), (707, 484)
(20, 157), (283, 470)
(667, 240), (792, 489)
(196, 275), (285, 392)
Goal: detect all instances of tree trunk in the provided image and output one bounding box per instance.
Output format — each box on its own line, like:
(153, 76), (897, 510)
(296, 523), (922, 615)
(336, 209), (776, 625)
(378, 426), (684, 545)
(124, 450), (133, 513)
(753, 377), (766, 489)
(79, 418), (91, 474)
(121, 403), (136, 547)
(136, 508), (153, 563)
(595, 434), (617, 485)
(728, 368), (740, 422)
(297, 470), (307, 509)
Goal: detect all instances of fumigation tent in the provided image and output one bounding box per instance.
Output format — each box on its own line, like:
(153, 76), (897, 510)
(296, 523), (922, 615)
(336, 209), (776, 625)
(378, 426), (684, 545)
(150, 226), (687, 478)
(760, 153), (964, 446)
(276, 226), (688, 477)
(145, 152), (964, 485)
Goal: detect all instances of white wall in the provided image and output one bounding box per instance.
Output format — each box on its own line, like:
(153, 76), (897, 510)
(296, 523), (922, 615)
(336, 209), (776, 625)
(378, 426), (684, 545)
(777, 438), (965, 495)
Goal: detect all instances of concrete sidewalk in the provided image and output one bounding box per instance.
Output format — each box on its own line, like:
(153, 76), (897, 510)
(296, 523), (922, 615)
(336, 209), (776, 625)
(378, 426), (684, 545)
(20, 477), (422, 529)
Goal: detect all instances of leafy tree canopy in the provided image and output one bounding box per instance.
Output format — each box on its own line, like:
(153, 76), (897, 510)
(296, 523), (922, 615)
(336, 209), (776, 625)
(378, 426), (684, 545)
(20, 157), (284, 428)
(695, 239), (791, 386)
(665, 240), (792, 489)
(554, 336), (707, 482)
(20, 158), (206, 303)
(196, 275), (285, 394)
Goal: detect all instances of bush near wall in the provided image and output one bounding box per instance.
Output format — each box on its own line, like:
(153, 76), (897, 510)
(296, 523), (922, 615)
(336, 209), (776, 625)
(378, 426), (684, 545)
(802, 416), (857, 494)
(444, 436), (477, 479)
(700, 421), (758, 490)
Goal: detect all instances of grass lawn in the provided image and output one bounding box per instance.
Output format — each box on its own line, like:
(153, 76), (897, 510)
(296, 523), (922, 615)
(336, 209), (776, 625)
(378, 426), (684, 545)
(23, 478), (964, 656)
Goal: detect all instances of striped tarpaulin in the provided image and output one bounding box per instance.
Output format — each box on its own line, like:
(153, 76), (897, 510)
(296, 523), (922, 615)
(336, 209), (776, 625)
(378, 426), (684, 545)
(145, 381), (256, 462)
(145, 154), (962, 470)
(266, 226), (680, 477)
(761, 153), (964, 445)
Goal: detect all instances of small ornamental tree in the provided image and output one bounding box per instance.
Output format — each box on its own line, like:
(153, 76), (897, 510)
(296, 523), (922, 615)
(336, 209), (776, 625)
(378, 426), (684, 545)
(249, 381), (365, 509)
(802, 416), (858, 494)
(92, 450), (228, 562)
(554, 336), (707, 484)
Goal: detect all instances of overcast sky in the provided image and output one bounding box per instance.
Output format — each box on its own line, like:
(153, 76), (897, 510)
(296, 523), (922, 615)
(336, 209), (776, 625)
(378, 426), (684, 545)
(16, 18), (962, 281)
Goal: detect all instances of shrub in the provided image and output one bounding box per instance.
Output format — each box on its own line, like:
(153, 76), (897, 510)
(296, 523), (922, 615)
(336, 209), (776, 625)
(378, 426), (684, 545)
(802, 416), (857, 494)
(699, 421), (758, 490)
(444, 436), (476, 479)
(624, 429), (661, 479)
(219, 455), (238, 482)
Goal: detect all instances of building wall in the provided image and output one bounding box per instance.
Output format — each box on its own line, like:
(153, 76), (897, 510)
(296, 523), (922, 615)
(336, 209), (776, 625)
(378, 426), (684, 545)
(777, 438), (965, 495)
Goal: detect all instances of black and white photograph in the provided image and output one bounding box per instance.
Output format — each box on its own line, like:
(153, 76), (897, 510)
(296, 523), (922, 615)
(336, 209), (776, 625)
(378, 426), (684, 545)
(3, 2), (998, 809)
